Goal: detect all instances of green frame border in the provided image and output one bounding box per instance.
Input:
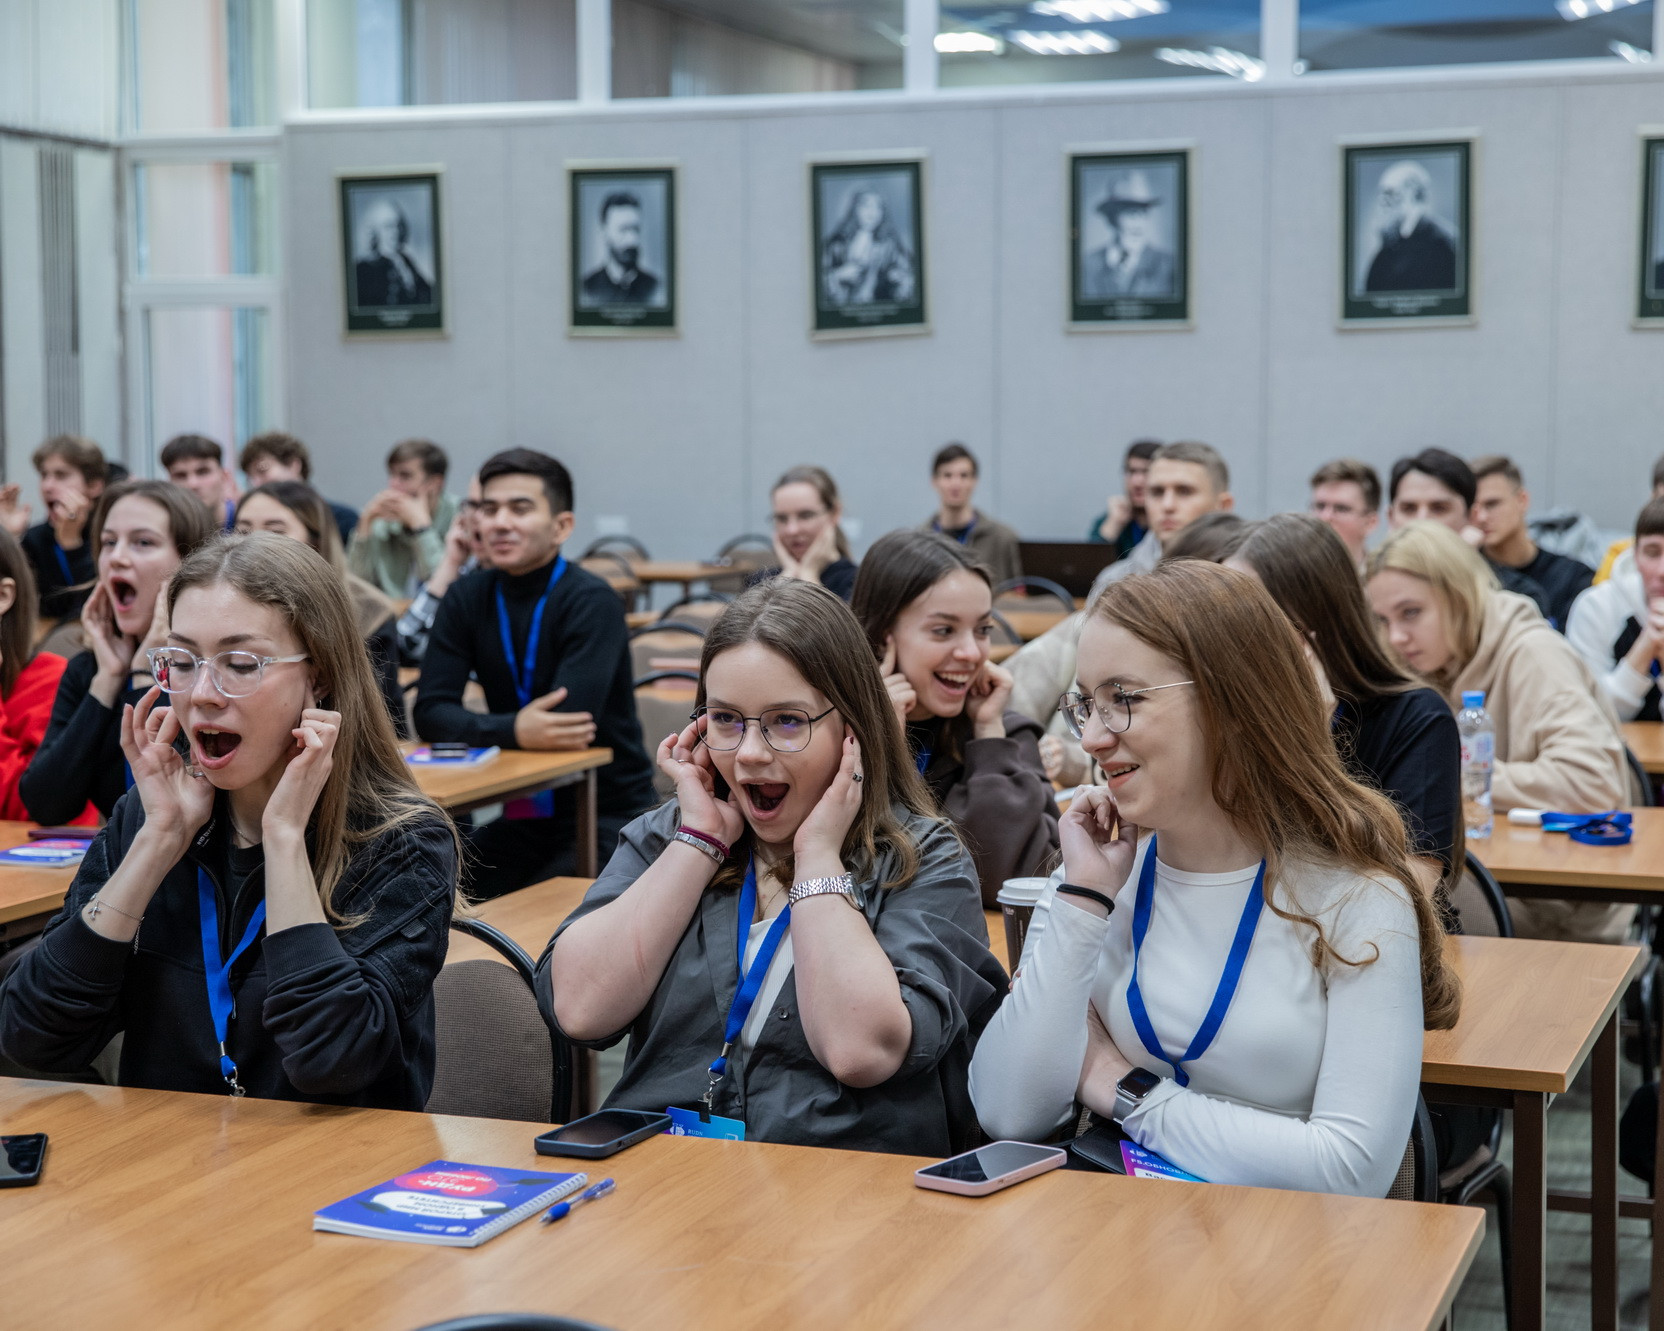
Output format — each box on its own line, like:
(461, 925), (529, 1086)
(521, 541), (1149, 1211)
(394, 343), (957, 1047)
(339, 172), (444, 335)
(811, 159), (927, 336)
(1342, 140), (1471, 325)
(1638, 138), (1664, 324)
(569, 166), (678, 334)
(1069, 150), (1190, 327)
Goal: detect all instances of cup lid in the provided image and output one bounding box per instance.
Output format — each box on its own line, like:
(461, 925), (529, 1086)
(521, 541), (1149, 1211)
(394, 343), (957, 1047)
(996, 877), (1048, 905)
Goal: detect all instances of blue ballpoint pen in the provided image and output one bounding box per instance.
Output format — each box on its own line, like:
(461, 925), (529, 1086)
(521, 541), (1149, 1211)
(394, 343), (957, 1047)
(541, 1177), (616, 1224)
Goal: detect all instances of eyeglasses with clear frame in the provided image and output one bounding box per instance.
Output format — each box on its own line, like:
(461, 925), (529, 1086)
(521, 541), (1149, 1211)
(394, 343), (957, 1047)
(1058, 680), (1195, 739)
(146, 648), (310, 699)
(692, 704), (837, 754)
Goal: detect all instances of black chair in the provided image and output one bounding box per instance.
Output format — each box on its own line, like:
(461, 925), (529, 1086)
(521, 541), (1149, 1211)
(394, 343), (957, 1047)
(414, 1316), (615, 1331)
(658, 594), (731, 632)
(578, 550), (641, 609)
(628, 620), (706, 680)
(427, 918), (576, 1125)
(993, 576), (1075, 618)
(709, 536), (774, 594)
(1450, 850), (1514, 938)
(715, 533), (773, 559)
(1626, 745), (1655, 808)
(635, 670), (701, 798)
(580, 535), (650, 563)
(988, 609), (1022, 647)
(1387, 1094), (1440, 1203)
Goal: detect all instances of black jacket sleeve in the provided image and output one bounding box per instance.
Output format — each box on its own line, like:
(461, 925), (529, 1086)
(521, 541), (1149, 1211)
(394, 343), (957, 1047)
(258, 818), (456, 1097)
(365, 615), (411, 740)
(0, 823), (130, 1072)
(933, 711), (1061, 906)
(413, 574), (519, 749)
(1373, 694), (1462, 873)
(19, 651), (126, 824)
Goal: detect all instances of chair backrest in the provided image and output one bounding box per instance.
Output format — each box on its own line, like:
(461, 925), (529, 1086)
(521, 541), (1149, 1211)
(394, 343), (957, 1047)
(628, 623), (705, 679)
(635, 670), (700, 797)
(992, 576), (1075, 617)
(1386, 1094), (1440, 1202)
(1626, 745), (1655, 807)
(708, 539), (774, 594)
(414, 1316), (616, 1331)
(427, 919), (574, 1123)
(659, 596), (731, 630)
(1449, 850), (1514, 938)
(579, 552), (641, 607)
(580, 535), (650, 564)
(988, 609), (1022, 647)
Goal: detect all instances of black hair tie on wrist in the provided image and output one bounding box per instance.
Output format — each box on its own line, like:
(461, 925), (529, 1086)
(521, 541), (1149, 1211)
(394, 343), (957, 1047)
(1056, 883), (1115, 913)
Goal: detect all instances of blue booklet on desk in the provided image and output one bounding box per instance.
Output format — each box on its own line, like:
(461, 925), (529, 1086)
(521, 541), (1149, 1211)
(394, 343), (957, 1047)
(313, 1160), (586, 1246)
(406, 746), (501, 767)
(0, 839), (88, 868)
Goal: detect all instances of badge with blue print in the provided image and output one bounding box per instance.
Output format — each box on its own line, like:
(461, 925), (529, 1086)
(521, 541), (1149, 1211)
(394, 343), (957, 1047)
(666, 1106), (745, 1141)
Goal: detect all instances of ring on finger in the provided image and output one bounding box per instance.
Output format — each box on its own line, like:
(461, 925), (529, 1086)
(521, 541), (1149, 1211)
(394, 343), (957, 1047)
(852, 770), (864, 784)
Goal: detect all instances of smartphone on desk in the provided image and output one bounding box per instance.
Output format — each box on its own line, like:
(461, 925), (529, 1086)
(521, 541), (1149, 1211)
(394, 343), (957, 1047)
(535, 1110), (671, 1159)
(914, 1141), (1066, 1197)
(0, 1134), (47, 1187)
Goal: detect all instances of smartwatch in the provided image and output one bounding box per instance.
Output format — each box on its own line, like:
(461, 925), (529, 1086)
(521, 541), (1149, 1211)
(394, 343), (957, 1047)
(1112, 1067), (1163, 1126)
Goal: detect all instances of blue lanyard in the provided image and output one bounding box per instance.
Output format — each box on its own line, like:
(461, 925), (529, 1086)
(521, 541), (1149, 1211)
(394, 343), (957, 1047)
(494, 557), (567, 708)
(1125, 839), (1265, 1088)
(914, 745), (932, 775)
(703, 858), (791, 1110)
(51, 541), (73, 587)
(197, 866), (267, 1096)
(933, 515), (976, 546)
(222, 500), (235, 532)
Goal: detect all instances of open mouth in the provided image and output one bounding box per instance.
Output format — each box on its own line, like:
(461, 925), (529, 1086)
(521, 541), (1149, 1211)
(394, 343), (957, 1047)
(1103, 763), (1139, 787)
(933, 671), (972, 696)
(109, 578), (138, 613)
(743, 782), (791, 819)
(193, 727), (243, 770)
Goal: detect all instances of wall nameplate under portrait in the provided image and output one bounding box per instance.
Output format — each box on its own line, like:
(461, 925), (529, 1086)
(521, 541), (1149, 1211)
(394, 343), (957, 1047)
(338, 167), (446, 337)
(1068, 145), (1193, 331)
(569, 163), (678, 337)
(810, 153), (929, 340)
(1636, 132), (1664, 327)
(1341, 135), (1475, 328)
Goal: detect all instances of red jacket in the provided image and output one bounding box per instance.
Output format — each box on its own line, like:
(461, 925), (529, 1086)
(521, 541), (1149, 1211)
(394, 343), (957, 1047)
(0, 653), (94, 824)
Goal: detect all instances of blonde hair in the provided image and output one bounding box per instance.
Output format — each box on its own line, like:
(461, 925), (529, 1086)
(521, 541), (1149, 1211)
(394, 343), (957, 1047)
(1365, 521), (1499, 691)
(1092, 561), (1460, 1031)
(168, 533), (458, 923)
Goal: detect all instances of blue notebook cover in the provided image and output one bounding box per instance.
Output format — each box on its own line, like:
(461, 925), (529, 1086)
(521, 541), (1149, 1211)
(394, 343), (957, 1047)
(406, 746), (501, 767)
(313, 1160), (586, 1246)
(0, 840), (88, 867)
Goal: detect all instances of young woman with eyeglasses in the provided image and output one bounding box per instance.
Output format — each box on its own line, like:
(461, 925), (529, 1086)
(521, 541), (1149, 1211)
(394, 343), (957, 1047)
(850, 529), (1058, 905)
(747, 466), (859, 601)
(969, 561), (1458, 1197)
(542, 577), (1006, 1155)
(21, 480), (214, 825)
(1, 533), (459, 1108)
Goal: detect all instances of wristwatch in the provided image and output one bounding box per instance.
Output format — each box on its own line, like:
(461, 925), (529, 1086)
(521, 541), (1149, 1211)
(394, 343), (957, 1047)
(787, 874), (861, 909)
(1112, 1067), (1163, 1126)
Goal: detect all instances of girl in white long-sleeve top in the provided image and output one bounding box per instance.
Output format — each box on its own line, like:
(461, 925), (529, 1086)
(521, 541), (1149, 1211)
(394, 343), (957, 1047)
(969, 560), (1459, 1198)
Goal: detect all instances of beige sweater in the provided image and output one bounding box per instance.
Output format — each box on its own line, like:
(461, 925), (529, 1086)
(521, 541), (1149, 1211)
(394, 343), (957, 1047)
(1448, 591), (1627, 813)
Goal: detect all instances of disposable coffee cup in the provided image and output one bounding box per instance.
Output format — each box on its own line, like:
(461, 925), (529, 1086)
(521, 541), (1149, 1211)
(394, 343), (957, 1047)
(996, 877), (1050, 970)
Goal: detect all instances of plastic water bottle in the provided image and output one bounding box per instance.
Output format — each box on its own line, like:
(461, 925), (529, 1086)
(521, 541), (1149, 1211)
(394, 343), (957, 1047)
(1458, 690), (1494, 839)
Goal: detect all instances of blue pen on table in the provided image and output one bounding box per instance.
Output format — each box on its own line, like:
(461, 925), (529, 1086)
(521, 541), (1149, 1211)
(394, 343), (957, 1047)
(542, 1177), (616, 1225)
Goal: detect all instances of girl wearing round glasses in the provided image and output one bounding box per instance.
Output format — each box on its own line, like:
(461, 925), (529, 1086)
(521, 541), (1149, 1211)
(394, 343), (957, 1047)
(542, 577), (1005, 1155)
(970, 561), (1458, 1196)
(234, 481), (408, 738)
(0, 533), (459, 1108)
(22, 480), (214, 825)
(850, 530), (1058, 905)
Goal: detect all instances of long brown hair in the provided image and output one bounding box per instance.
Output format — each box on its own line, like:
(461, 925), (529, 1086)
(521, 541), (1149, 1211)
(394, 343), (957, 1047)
(697, 577), (938, 891)
(850, 529), (991, 765)
(1092, 561), (1460, 1030)
(1231, 514), (1414, 707)
(0, 530), (39, 696)
(235, 481), (394, 638)
(89, 479), (216, 565)
(167, 533), (457, 922)
(772, 465), (851, 561)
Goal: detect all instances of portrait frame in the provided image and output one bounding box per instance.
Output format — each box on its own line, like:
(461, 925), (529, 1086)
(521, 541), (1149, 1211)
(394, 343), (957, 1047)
(337, 167), (446, 338)
(1635, 131), (1664, 327)
(809, 153), (929, 340)
(1341, 135), (1475, 329)
(568, 162), (679, 337)
(1068, 144), (1193, 331)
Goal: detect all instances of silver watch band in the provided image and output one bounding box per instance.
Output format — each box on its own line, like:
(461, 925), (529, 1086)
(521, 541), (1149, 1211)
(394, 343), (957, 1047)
(671, 829), (724, 864)
(787, 874), (859, 907)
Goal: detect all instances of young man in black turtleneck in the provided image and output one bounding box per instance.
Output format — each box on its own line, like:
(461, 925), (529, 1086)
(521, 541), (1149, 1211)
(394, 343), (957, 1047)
(413, 449), (654, 897)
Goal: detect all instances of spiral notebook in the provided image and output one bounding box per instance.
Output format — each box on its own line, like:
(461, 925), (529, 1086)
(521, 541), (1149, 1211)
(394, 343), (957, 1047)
(313, 1160), (587, 1246)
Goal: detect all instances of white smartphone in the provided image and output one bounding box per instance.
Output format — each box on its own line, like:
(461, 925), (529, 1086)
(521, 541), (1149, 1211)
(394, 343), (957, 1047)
(914, 1141), (1067, 1197)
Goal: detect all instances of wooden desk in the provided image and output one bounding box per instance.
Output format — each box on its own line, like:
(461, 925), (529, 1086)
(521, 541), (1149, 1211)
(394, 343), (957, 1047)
(450, 876), (591, 965)
(0, 1078), (1483, 1330)
(0, 822), (78, 938)
(625, 609), (657, 629)
(408, 747), (612, 876)
(1622, 721), (1664, 775)
(1471, 808), (1664, 903)
(631, 560), (728, 599)
(998, 608), (1069, 642)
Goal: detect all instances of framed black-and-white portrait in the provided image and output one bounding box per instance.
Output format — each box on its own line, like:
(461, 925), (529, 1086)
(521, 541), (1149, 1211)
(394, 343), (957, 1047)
(1069, 148), (1191, 329)
(1637, 134), (1664, 326)
(1342, 138), (1473, 327)
(810, 155), (927, 339)
(569, 164), (677, 336)
(338, 169), (444, 336)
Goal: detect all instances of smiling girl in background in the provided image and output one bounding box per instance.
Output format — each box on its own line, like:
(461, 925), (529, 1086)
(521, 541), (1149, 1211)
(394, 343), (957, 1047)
(21, 481), (214, 825)
(0, 534), (458, 1107)
(852, 530), (1057, 905)
(542, 577), (1005, 1155)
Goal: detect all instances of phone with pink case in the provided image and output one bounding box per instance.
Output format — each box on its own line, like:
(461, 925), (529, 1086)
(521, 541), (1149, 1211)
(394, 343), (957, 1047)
(914, 1141), (1067, 1197)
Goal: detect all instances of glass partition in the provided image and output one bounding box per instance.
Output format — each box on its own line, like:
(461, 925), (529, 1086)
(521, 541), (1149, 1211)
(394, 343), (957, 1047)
(1300, 0), (1653, 71)
(146, 307), (272, 462)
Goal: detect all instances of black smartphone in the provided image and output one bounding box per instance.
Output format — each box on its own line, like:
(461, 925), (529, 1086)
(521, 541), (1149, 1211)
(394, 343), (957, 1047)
(0, 1134), (47, 1187)
(535, 1109), (670, 1159)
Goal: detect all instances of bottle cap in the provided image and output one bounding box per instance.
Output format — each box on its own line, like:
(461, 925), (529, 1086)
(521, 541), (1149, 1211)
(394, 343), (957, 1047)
(1461, 690), (1486, 709)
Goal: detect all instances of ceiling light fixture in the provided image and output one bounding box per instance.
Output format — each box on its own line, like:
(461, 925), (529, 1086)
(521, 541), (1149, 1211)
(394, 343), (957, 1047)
(1030, 0), (1168, 22)
(935, 30), (1004, 53)
(1610, 39), (1653, 60)
(1154, 45), (1266, 80)
(1557, 0), (1643, 19)
(1011, 28), (1120, 54)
